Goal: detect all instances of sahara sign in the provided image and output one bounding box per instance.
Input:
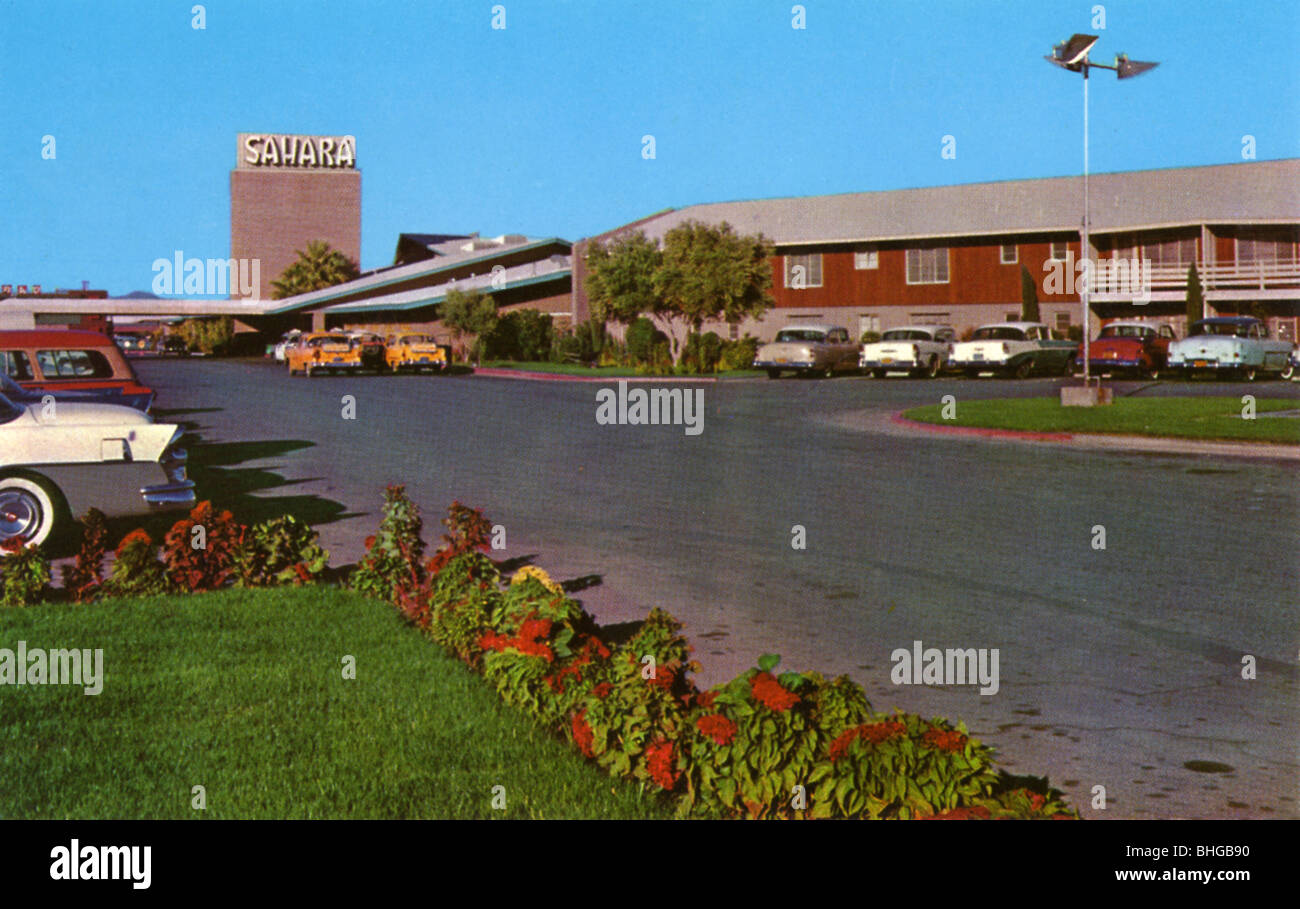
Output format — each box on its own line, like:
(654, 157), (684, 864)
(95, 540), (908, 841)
(238, 133), (356, 170)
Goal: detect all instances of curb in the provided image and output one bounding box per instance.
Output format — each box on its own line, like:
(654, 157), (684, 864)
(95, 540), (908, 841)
(890, 412), (1300, 461)
(470, 367), (717, 384)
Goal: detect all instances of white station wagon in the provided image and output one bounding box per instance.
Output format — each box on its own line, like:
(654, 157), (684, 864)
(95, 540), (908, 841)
(860, 325), (957, 378)
(0, 394), (194, 547)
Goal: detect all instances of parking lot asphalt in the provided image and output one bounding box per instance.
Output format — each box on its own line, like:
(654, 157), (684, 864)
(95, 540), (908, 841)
(137, 358), (1300, 820)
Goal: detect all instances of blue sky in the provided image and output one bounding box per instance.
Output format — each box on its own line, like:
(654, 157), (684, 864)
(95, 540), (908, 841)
(3, 0), (1297, 295)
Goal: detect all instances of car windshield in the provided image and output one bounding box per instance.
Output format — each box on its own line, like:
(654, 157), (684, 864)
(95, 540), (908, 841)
(775, 330), (826, 343)
(1192, 321), (1251, 338)
(1100, 325), (1153, 339)
(0, 392), (25, 425)
(882, 330), (932, 341)
(402, 335), (434, 345)
(972, 327), (1025, 341)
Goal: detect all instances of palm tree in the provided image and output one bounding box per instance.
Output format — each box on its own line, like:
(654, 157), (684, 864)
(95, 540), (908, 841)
(271, 240), (360, 299)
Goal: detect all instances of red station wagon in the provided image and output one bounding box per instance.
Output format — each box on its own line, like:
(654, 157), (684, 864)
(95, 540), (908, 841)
(0, 330), (156, 412)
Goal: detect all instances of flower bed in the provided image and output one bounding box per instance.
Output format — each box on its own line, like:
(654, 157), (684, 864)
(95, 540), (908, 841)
(353, 486), (1078, 820)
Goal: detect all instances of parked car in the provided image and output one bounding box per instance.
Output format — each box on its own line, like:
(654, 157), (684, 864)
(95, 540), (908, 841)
(273, 330), (303, 363)
(859, 325), (957, 378)
(113, 331), (154, 355)
(385, 332), (448, 373)
(1082, 320), (1177, 379)
(0, 330), (156, 412)
(347, 331), (388, 373)
(287, 332), (353, 376)
(949, 322), (1078, 378)
(753, 324), (860, 378)
(158, 335), (189, 356)
(0, 392), (193, 546)
(1165, 317), (1292, 381)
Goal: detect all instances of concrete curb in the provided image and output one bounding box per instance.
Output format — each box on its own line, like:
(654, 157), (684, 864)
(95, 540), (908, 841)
(470, 367), (717, 384)
(889, 412), (1300, 461)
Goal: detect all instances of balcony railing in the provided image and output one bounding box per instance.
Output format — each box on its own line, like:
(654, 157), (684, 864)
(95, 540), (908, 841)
(1104, 260), (1300, 292)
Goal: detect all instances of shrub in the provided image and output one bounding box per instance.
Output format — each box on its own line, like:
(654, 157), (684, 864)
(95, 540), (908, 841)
(350, 485), (425, 603)
(162, 501), (245, 592)
(104, 529), (168, 598)
(574, 608), (697, 786)
(681, 331), (723, 373)
(718, 335), (759, 371)
(0, 540), (51, 608)
(61, 508), (111, 602)
(625, 317), (666, 365)
(484, 309), (554, 361)
(235, 515), (329, 587)
(860, 330), (881, 344)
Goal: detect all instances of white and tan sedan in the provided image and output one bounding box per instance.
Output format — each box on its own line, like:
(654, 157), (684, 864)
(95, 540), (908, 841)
(860, 325), (957, 378)
(753, 324), (860, 379)
(0, 394), (194, 547)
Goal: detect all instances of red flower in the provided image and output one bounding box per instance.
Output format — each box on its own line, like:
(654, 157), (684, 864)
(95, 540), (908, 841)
(115, 528), (153, 556)
(364, 534), (377, 551)
(695, 713), (738, 746)
(918, 805), (991, 820)
(571, 709), (595, 758)
(921, 727), (968, 753)
(749, 672), (799, 712)
(696, 690), (717, 709)
(592, 682), (612, 699)
(828, 721), (907, 761)
(478, 630), (511, 653)
(645, 739), (678, 790)
(646, 666), (675, 691)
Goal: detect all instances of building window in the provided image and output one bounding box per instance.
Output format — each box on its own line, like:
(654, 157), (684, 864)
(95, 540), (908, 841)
(784, 254), (823, 288)
(1000, 244), (1018, 264)
(1005, 312), (1019, 322)
(1055, 312), (1072, 331)
(1141, 237), (1197, 266)
(1237, 233), (1297, 265)
(858, 314), (880, 338)
(728, 323), (739, 341)
(854, 248), (878, 270)
(905, 247), (949, 284)
(1049, 241), (1068, 261)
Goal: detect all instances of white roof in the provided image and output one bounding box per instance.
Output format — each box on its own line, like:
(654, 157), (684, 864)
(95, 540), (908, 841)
(777, 323), (845, 333)
(883, 325), (952, 334)
(976, 321), (1046, 331)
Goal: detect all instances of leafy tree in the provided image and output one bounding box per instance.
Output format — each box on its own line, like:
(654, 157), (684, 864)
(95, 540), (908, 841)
(653, 221), (775, 362)
(1185, 263), (1204, 332)
(586, 222), (774, 363)
(584, 231), (663, 325)
(176, 316), (234, 355)
(625, 316), (666, 365)
(1020, 265), (1040, 322)
(271, 240), (360, 299)
(441, 288), (499, 365)
(484, 308), (554, 361)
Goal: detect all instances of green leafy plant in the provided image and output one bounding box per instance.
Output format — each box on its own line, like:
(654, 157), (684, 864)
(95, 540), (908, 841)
(161, 501), (245, 592)
(350, 485), (425, 603)
(60, 508), (111, 602)
(236, 515), (329, 587)
(0, 540), (52, 608)
(104, 529), (169, 598)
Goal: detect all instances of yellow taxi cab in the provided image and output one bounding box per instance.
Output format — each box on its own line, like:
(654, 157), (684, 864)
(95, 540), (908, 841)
(287, 332), (360, 377)
(384, 331), (448, 373)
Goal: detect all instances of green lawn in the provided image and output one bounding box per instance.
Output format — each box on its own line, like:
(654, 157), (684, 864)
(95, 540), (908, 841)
(0, 587), (673, 820)
(903, 396), (1300, 444)
(478, 360), (763, 379)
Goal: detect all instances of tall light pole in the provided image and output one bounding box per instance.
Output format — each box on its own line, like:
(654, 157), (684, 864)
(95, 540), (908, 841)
(1045, 34), (1158, 386)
